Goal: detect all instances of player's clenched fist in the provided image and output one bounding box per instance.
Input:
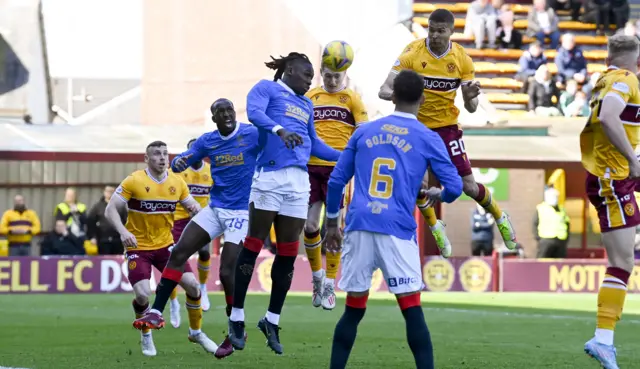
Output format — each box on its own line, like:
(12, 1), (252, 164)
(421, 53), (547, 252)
(277, 128), (303, 149)
(173, 154), (193, 172)
(323, 217), (343, 254)
(461, 81), (481, 101)
(419, 187), (444, 208)
(120, 229), (138, 248)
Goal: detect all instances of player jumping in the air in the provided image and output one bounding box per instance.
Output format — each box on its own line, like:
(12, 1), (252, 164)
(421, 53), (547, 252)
(581, 34), (640, 369)
(304, 63), (369, 310)
(379, 9), (517, 256)
(105, 141), (219, 357)
(132, 99), (259, 359)
(227, 53), (341, 355)
(325, 70), (463, 369)
(168, 138), (214, 328)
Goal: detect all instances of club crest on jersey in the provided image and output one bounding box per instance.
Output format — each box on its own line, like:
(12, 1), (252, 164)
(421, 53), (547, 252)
(202, 175), (209, 181)
(339, 95), (348, 104)
(237, 135), (247, 147)
(625, 203), (635, 216)
(169, 186), (176, 194)
(145, 186), (150, 193)
(447, 63), (456, 73)
(421, 61), (427, 68)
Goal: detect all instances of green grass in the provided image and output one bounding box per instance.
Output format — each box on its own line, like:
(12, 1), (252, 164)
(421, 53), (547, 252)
(1, 292), (639, 368)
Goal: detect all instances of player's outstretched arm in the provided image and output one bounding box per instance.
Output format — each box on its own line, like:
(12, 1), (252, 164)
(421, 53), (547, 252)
(378, 71), (397, 101)
(308, 110), (341, 162)
(426, 133), (463, 203)
(599, 94), (640, 173)
(171, 136), (208, 173)
(246, 80), (282, 134)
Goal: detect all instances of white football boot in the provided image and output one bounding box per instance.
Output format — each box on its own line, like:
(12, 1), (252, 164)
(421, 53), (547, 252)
(141, 332), (157, 356)
(312, 269), (325, 307)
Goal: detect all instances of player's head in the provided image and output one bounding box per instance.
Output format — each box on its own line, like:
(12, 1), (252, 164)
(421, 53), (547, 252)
(606, 34), (640, 73)
(391, 70), (425, 114)
(210, 98), (236, 135)
(145, 140), (169, 173)
(427, 9), (455, 50)
(321, 63), (346, 93)
(265, 52), (314, 95)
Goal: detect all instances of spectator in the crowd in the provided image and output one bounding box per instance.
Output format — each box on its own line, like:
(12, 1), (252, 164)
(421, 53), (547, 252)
(622, 20), (640, 41)
(559, 79), (579, 114)
(548, 0), (582, 21)
(471, 204), (495, 256)
(467, 0), (498, 49)
(497, 8), (523, 49)
(0, 194), (41, 256)
(516, 41), (548, 91)
(528, 65), (562, 117)
(534, 187), (570, 258)
(527, 0), (561, 49)
(54, 187), (87, 240)
(41, 220), (86, 256)
(564, 90), (590, 117)
(594, 0), (630, 35)
(87, 185), (125, 255)
(582, 71), (601, 98)
(555, 33), (588, 84)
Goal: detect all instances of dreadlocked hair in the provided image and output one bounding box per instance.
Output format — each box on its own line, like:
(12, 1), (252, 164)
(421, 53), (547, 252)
(265, 52), (311, 81)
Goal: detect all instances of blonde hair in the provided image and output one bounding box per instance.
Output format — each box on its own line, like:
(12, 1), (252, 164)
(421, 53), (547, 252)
(608, 34), (639, 59)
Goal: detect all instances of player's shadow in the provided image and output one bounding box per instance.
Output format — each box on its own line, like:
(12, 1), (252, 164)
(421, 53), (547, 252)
(0, 33), (30, 95)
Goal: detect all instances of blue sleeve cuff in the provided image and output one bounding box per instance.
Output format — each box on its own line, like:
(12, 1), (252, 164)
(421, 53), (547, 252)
(326, 184), (344, 216)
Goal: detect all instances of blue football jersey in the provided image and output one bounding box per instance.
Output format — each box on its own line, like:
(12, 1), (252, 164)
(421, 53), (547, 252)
(326, 112), (463, 240)
(246, 79), (340, 172)
(171, 123), (260, 210)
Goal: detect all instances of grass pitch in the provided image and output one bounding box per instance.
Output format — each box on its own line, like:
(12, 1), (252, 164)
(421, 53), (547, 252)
(1, 292), (639, 368)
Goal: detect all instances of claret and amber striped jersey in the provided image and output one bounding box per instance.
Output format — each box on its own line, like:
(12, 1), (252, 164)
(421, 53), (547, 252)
(306, 86), (369, 166)
(115, 168), (191, 250)
(580, 66), (640, 180)
(172, 162), (213, 221)
(391, 39), (475, 129)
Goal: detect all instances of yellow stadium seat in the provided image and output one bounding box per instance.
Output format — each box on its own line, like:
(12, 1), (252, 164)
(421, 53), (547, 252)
(496, 63), (519, 73)
(412, 3), (436, 13)
(0, 240), (8, 257)
(413, 17), (465, 28)
(574, 35), (608, 45)
(455, 3), (470, 12)
(509, 4), (531, 15)
(491, 77), (523, 89)
(587, 64), (607, 73)
(486, 93), (529, 104)
(84, 240), (98, 256)
(584, 50), (608, 60)
(546, 63), (558, 74)
(507, 109), (530, 115)
(475, 77), (493, 86)
(565, 198), (585, 234)
(474, 62), (499, 73)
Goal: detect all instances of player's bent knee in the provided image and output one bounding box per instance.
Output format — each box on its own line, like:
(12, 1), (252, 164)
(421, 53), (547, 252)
(179, 273), (199, 297)
(276, 240), (299, 257)
(132, 280), (152, 302)
(345, 292), (369, 309)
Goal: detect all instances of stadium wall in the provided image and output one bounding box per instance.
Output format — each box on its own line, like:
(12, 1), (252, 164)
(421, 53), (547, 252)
(141, 0), (321, 126)
(1, 255), (637, 294)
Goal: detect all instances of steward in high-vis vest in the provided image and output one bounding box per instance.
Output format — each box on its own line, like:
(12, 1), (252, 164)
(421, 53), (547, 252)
(533, 187), (570, 258)
(54, 188), (87, 240)
(0, 194), (41, 256)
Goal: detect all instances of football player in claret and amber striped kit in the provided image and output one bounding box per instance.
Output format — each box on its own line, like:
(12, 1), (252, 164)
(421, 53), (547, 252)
(379, 8), (517, 257)
(168, 138), (214, 329)
(105, 140), (221, 357)
(303, 62), (369, 311)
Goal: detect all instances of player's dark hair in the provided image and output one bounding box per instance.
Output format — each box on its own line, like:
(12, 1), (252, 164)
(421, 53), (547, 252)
(428, 9), (455, 27)
(265, 52), (311, 81)
(393, 70), (425, 104)
(146, 140), (167, 150)
(187, 138), (197, 148)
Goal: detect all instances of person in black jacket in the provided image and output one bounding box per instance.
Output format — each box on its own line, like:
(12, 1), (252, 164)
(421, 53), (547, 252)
(528, 65), (562, 116)
(497, 8), (523, 50)
(87, 185), (125, 255)
(41, 220), (86, 256)
(471, 205), (495, 256)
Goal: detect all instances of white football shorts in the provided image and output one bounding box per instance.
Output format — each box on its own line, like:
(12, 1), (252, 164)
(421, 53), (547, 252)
(339, 230), (424, 295)
(249, 166), (310, 219)
(191, 206), (249, 245)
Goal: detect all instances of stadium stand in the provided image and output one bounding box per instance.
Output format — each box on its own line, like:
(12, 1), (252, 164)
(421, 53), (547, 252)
(412, 1), (611, 111)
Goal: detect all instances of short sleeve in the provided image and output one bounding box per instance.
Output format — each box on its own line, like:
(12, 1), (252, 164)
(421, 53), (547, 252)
(606, 74), (638, 104)
(350, 92), (369, 123)
(391, 42), (416, 74)
(178, 177), (190, 202)
(461, 52), (475, 83)
(115, 175), (135, 202)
